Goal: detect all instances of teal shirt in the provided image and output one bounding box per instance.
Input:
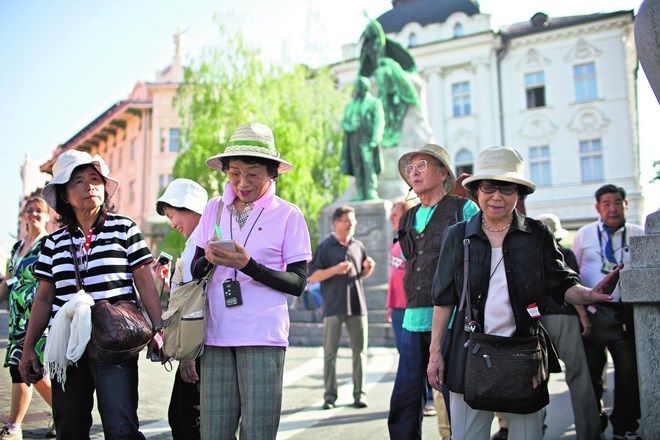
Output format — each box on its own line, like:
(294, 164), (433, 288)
(402, 199), (480, 332)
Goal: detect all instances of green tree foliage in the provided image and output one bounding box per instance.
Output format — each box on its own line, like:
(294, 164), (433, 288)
(171, 26), (348, 249)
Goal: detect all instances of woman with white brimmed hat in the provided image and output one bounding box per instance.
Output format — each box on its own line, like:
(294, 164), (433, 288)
(188, 123), (311, 438)
(154, 178), (208, 440)
(19, 149), (163, 439)
(428, 146), (623, 440)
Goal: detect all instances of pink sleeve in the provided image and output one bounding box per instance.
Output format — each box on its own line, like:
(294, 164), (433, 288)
(282, 206), (312, 264)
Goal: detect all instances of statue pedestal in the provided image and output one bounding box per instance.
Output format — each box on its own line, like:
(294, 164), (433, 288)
(635, 0), (660, 104)
(620, 210), (660, 439)
(318, 199), (393, 287)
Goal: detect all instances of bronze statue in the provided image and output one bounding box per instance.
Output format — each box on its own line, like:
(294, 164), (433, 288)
(359, 18), (420, 147)
(340, 76), (384, 201)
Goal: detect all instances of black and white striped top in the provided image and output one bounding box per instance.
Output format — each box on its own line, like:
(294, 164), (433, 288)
(34, 212), (153, 319)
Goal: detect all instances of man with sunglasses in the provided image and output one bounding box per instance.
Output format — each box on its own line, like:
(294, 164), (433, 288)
(388, 145), (479, 439)
(572, 185), (644, 440)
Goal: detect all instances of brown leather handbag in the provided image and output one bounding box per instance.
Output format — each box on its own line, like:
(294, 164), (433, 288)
(70, 244), (153, 363)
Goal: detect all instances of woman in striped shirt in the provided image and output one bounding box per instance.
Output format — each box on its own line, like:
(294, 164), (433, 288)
(19, 150), (163, 440)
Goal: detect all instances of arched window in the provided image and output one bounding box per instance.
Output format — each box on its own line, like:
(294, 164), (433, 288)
(455, 149), (473, 176)
(454, 23), (464, 38)
(408, 32), (418, 48)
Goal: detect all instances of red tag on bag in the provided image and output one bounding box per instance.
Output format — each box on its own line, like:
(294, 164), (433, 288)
(527, 303), (541, 319)
(152, 331), (164, 349)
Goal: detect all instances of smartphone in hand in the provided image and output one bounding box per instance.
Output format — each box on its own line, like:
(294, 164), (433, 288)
(157, 251), (174, 265)
(209, 239), (236, 252)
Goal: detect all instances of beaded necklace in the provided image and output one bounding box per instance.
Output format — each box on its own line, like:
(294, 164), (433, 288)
(481, 215), (512, 233)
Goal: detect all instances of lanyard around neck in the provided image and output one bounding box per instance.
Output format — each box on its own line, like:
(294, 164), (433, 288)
(597, 224), (626, 264)
(229, 207), (265, 280)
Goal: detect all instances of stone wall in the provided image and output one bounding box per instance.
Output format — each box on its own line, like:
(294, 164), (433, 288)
(620, 210), (660, 439)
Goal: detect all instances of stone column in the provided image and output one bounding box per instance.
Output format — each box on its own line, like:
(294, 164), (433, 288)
(424, 67), (443, 138)
(620, 210), (660, 439)
(474, 57), (494, 146)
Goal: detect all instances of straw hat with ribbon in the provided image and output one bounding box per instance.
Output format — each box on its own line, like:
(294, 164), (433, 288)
(42, 150), (119, 211)
(462, 146), (536, 194)
(398, 144), (456, 193)
(205, 123), (293, 173)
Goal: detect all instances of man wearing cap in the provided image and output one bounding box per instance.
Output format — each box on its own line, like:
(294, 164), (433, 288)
(572, 185), (644, 440)
(309, 205), (375, 410)
(388, 144), (479, 439)
(154, 178), (208, 440)
(534, 214), (600, 440)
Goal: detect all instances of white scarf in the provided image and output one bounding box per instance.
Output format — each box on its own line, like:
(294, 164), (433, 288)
(44, 289), (94, 389)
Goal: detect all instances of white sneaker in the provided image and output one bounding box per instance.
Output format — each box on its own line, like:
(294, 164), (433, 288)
(0, 425), (23, 440)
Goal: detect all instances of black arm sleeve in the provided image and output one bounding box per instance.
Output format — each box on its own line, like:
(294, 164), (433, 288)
(191, 246), (213, 278)
(190, 244), (307, 296)
(240, 259), (308, 296)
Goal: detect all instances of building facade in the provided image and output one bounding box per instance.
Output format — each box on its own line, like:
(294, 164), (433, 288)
(332, 0), (643, 229)
(33, 50), (185, 248)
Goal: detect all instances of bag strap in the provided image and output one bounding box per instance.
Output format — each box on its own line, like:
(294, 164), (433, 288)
(459, 237), (470, 314)
(459, 223), (479, 333)
(202, 200), (225, 282)
(69, 243), (84, 291)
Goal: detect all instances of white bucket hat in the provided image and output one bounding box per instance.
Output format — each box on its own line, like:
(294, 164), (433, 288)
(462, 146), (536, 194)
(398, 144), (456, 193)
(42, 150), (119, 210)
(205, 123), (293, 173)
(156, 178), (208, 216)
(536, 213), (569, 241)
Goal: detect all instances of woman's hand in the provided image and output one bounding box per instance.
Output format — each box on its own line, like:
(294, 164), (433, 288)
(565, 263), (624, 305)
(205, 240), (250, 270)
(151, 260), (170, 287)
(19, 346), (44, 385)
(179, 359), (199, 384)
(427, 351), (445, 391)
(592, 263), (624, 299)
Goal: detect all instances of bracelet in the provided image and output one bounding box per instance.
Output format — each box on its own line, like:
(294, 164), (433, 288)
(153, 326), (165, 333)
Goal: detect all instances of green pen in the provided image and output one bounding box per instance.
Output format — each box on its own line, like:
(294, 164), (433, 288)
(214, 224), (223, 239)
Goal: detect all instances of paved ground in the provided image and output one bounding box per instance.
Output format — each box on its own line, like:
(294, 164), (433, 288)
(0, 309), (616, 439)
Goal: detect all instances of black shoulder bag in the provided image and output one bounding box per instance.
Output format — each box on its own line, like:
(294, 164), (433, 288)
(461, 237), (549, 414)
(70, 243), (153, 363)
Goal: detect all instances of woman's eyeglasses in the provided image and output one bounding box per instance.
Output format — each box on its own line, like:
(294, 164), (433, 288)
(479, 183), (518, 195)
(405, 160), (428, 174)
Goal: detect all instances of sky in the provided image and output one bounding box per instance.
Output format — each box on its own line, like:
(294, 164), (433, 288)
(0, 0), (657, 255)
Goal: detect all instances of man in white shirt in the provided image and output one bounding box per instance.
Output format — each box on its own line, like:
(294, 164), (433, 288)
(572, 184), (644, 440)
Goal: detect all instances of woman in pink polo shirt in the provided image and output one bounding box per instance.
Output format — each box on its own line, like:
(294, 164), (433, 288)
(189, 123), (312, 439)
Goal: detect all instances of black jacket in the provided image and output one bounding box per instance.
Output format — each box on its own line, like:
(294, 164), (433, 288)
(432, 210), (578, 392)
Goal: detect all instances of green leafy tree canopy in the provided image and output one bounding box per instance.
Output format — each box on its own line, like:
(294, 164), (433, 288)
(171, 25), (348, 249)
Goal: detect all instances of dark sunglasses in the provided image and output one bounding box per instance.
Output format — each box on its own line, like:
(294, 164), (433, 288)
(479, 183), (518, 195)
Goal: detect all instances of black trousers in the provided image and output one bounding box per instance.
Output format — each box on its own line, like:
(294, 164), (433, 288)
(582, 304), (640, 435)
(169, 358), (201, 440)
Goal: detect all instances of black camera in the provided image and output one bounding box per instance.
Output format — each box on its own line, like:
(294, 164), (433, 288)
(157, 251), (173, 265)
